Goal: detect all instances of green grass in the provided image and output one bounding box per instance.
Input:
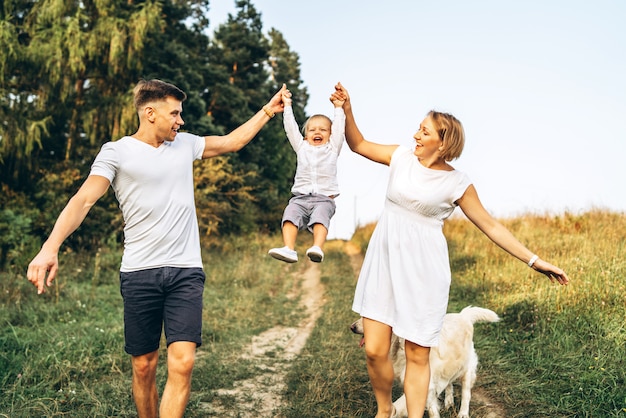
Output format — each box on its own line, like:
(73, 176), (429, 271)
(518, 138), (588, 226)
(279, 242), (377, 417)
(443, 211), (626, 418)
(1, 210), (625, 417)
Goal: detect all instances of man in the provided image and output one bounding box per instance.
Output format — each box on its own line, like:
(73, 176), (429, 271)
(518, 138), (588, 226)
(27, 79), (286, 417)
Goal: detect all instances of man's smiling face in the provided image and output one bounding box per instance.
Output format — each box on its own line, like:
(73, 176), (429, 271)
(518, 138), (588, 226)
(152, 97), (185, 143)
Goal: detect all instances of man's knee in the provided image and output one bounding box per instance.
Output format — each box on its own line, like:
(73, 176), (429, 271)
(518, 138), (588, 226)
(171, 353), (195, 374)
(167, 342), (197, 375)
(132, 351), (159, 380)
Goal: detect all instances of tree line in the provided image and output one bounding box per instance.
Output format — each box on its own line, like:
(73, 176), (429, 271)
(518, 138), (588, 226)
(0, 0), (309, 271)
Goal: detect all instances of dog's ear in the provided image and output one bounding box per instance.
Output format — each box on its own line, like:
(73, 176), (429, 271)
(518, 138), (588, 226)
(349, 317), (364, 335)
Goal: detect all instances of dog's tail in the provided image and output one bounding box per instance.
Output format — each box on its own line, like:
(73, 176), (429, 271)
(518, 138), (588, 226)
(459, 306), (500, 324)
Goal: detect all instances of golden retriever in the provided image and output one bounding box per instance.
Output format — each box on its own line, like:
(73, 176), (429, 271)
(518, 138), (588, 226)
(350, 306), (499, 418)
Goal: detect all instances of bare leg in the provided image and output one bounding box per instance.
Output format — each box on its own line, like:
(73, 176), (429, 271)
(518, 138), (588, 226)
(131, 350), (159, 418)
(363, 318), (395, 418)
(282, 221), (298, 249)
(159, 341), (197, 418)
(404, 341), (430, 418)
(311, 223), (328, 249)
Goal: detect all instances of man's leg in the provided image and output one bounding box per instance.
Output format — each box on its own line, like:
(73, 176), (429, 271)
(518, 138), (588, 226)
(131, 350), (159, 418)
(160, 268), (204, 417)
(159, 341), (197, 418)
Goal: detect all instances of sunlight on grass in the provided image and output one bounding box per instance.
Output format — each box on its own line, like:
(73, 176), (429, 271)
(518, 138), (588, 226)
(1, 211), (624, 417)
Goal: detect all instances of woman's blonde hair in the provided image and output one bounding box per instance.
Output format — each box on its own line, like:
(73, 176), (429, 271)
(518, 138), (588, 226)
(428, 110), (465, 161)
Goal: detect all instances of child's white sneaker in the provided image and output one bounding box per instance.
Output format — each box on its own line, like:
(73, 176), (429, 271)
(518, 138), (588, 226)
(306, 246), (324, 263)
(268, 246), (298, 263)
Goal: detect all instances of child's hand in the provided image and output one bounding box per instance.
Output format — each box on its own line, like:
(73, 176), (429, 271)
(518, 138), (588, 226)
(330, 94), (345, 108)
(282, 89), (293, 106)
(330, 82), (348, 107)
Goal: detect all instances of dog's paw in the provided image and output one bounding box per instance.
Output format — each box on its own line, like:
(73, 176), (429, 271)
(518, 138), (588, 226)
(443, 384), (454, 409)
(392, 394), (408, 418)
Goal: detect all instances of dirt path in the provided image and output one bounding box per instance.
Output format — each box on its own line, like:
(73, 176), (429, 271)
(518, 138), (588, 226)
(200, 261), (326, 417)
(200, 241), (505, 417)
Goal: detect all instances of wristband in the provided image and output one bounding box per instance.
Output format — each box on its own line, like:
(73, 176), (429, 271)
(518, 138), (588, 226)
(528, 254), (539, 267)
(262, 106), (275, 118)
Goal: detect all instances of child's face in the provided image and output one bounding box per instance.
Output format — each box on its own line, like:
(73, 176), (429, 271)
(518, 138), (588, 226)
(304, 116), (332, 146)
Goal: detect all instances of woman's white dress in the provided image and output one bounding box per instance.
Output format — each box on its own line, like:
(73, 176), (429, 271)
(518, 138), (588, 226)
(352, 146), (471, 346)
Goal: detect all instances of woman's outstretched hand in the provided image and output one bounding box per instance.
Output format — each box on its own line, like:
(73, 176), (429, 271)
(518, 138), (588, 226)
(532, 258), (570, 285)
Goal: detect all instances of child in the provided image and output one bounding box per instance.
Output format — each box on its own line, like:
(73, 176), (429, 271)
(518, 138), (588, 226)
(268, 87), (345, 263)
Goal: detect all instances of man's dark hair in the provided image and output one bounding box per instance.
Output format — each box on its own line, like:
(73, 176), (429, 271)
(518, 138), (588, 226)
(133, 79), (187, 110)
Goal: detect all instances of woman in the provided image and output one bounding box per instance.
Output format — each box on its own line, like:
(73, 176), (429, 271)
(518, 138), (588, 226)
(331, 82), (569, 418)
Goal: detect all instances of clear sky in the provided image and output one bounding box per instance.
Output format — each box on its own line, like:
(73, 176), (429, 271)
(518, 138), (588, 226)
(208, 0), (626, 239)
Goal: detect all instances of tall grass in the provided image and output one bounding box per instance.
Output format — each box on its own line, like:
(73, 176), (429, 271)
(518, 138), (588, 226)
(443, 210), (626, 417)
(280, 210), (625, 417)
(0, 246), (134, 416)
(1, 210), (624, 417)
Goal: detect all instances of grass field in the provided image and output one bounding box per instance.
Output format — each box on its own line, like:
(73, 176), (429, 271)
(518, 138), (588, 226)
(1, 210), (624, 417)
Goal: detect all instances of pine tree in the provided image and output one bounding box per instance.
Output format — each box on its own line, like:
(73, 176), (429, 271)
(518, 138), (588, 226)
(0, 0), (312, 244)
(0, 0), (51, 186)
(204, 0), (307, 233)
(0, 0), (166, 190)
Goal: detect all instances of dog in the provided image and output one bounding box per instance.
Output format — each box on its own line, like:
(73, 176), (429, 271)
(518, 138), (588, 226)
(350, 306), (499, 418)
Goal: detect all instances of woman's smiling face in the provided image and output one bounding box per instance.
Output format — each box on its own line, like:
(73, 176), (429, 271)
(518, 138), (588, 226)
(412, 116), (442, 158)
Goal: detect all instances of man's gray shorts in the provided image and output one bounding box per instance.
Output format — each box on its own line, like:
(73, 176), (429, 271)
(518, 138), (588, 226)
(282, 194), (336, 232)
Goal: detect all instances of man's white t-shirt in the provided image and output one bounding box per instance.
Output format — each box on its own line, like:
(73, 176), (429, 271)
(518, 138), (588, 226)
(90, 133), (205, 272)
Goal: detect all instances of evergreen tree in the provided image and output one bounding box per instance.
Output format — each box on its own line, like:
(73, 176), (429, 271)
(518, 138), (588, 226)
(0, 0), (311, 251)
(256, 28), (311, 230)
(0, 0), (50, 186)
(205, 0), (303, 233)
(0, 0), (166, 191)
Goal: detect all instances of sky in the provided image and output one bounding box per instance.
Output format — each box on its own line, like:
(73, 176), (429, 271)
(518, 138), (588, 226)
(208, 0), (626, 240)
